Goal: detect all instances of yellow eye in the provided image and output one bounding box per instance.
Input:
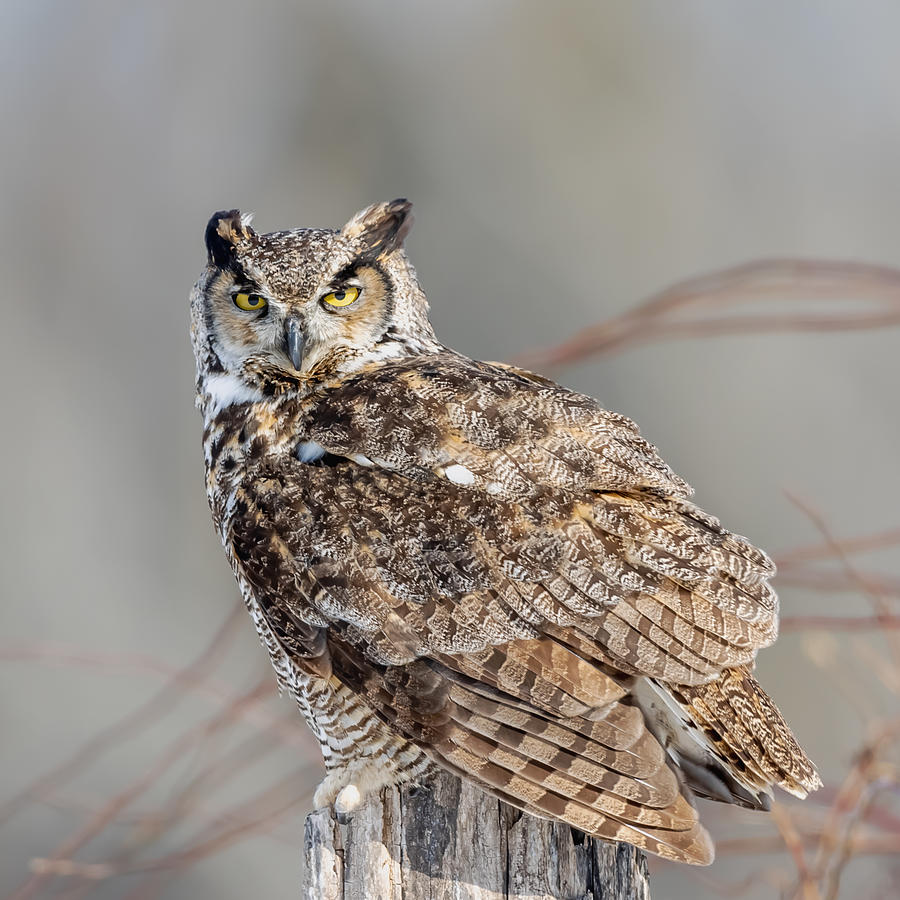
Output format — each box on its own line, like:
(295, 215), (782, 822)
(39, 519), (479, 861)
(322, 286), (360, 308)
(233, 292), (268, 312)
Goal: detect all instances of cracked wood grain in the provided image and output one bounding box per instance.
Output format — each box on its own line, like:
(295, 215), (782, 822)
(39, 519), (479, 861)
(303, 772), (651, 899)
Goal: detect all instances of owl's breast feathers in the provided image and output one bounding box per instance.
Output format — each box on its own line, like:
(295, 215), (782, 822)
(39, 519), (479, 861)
(201, 351), (820, 865)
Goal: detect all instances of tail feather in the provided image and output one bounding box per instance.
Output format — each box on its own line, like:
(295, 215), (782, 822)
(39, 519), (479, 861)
(442, 728), (697, 829)
(449, 686), (665, 778)
(436, 732), (715, 865)
(324, 625), (815, 869)
(435, 660), (647, 750)
(673, 667), (822, 797)
(438, 637), (627, 718)
(449, 690), (680, 809)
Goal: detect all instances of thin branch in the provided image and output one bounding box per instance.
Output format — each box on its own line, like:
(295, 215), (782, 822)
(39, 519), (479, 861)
(0, 601), (244, 831)
(770, 803), (821, 900)
(776, 570), (900, 599)
(0, 642), (314, 751)
(6, 681), (273, 900)
(775, 528), (900, 568)
(785, 493), (900, 671)
(780, 614), (900, 632)
(514, 259), (900, 371)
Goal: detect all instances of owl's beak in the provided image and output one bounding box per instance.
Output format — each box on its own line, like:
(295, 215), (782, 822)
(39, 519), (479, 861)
(285, 318), (305, 371)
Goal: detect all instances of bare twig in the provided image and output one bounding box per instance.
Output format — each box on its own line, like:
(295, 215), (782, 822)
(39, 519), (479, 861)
(514, 259), (900, 371)
(785, 494), (900, 671)
(6, 681), (273, 900)
(775, 528), (900, 568)
(0, 641), (313, 751)
(0, 601), (245, 831)
(780, 614), (900, 632)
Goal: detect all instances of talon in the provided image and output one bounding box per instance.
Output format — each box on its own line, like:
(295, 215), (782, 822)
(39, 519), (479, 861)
(334, 784), (362, 823)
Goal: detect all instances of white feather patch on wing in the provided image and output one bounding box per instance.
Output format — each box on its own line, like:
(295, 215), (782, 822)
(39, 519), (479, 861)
(297, 440), (328, 463)
(444, 463), (476, 485)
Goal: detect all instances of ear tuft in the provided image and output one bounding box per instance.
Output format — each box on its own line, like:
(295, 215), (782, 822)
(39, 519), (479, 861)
(205, 209), (256, 268)
(342, 199), (414, 258)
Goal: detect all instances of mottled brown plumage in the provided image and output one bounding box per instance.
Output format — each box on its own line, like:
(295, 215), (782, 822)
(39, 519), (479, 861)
(190, 200), (820, 865)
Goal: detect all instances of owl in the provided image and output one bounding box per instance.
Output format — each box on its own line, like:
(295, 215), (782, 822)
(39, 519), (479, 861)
(190, 199), (820, 865)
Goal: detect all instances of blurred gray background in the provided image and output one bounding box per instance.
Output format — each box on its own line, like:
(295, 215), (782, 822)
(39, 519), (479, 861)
(2, 2), (899, 898)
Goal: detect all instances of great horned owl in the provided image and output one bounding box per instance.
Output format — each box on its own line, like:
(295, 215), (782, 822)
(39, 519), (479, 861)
(190, 200), (819, 865)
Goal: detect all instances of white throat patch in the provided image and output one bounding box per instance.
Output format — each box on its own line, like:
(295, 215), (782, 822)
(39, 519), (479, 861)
(202, 374), (264, 416)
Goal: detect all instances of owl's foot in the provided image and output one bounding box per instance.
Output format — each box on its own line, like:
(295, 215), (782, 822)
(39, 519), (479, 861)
(313, 759), (396, 823)
(334, 785), (362, 824)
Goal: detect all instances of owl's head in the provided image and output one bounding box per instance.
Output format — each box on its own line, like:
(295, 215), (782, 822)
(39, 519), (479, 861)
(191, 200), (437, 396)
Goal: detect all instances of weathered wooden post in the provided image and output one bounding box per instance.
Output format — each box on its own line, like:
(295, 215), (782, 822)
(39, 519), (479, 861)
(303, 772), (651, 899)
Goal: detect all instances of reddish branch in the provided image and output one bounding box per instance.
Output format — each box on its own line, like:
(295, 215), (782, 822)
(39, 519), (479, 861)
(6, 680), (276, 900)
(514, 259), (900, 370)
(0, 602), (245, 831)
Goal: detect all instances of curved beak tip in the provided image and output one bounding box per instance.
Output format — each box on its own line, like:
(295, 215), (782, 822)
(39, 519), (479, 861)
(285, 320), (305, 371)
